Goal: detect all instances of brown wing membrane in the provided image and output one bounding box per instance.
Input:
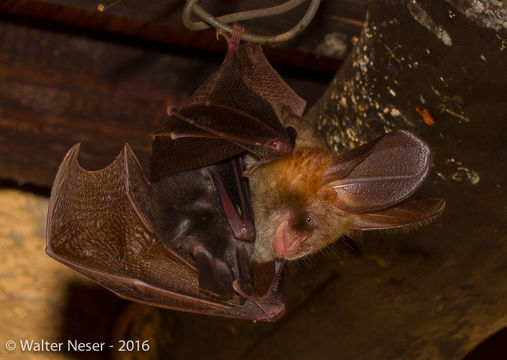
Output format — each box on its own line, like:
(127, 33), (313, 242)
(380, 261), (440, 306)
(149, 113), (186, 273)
(183, 43), (306, 119)
(236, 44), (306, 118)
(151, 34), (304, 181)
(46, 144), (285, 321)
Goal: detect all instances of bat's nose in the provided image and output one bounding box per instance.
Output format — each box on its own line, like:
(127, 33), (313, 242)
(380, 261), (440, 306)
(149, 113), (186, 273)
(272, 219), (305, 259)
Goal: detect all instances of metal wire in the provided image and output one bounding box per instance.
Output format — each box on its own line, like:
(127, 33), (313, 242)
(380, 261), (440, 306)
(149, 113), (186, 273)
(182, 0), (321, 44)
(183, 0), (307, 30)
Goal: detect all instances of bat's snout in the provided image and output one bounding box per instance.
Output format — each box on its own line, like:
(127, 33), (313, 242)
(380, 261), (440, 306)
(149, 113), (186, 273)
(272, 218), (306, 259)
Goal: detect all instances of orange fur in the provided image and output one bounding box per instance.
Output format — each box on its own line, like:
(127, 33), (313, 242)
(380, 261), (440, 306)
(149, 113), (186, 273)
(265, 148), (335, 203)
(250, 146), (352, 262)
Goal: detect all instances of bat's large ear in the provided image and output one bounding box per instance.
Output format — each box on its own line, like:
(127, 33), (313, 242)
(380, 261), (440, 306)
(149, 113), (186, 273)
(347, 198), (445, 230)
(323, 130), (443, 222)
(322, 130), (444, 229)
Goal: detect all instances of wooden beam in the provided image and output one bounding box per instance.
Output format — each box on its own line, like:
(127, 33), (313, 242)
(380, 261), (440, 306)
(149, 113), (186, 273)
(0, 17), (330, 187)
(0, 0), (366, 67)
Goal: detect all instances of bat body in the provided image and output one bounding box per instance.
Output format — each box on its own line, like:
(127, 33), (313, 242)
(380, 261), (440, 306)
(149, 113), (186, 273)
(47, 27), (303, 321)
(46, 25), (444, 321)
(250, 115), (445, 262)
(151, 158), (256, 299)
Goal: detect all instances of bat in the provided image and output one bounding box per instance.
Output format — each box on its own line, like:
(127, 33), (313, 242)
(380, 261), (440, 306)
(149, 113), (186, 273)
(249, 114), (445, 262)
(46, 25), (444, 321)
(46, 26), (305, 321)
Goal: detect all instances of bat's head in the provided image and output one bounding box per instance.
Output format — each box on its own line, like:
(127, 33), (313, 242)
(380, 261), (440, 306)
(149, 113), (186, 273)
(250, 130), (445, 263)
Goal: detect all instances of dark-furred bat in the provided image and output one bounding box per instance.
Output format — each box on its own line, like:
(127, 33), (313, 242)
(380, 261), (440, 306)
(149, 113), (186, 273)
(46, 27), (444, 322)
(46, 28), (304, 321)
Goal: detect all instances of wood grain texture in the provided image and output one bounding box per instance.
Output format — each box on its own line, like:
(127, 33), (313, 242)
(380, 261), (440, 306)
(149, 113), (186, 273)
(1, 0), (366, 59)
(302, 1), (507, 359)
(0, 17), (330, 188)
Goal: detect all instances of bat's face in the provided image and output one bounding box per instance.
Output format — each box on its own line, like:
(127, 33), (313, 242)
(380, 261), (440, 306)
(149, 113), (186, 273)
(269, 192), (351, 260)
(251, 148), (353, 262)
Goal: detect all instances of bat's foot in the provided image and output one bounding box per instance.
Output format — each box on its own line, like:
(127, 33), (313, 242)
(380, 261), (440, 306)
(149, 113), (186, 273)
(214, 261), (286, 321)
(217, 24), (244, 56)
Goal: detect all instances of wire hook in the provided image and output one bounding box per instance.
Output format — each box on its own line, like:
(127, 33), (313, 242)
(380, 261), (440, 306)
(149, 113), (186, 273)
(182, 0), (321, 45)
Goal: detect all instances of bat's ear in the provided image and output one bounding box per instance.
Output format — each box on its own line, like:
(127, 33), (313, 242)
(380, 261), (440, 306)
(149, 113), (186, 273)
(347, 198), (445, 230)
(322, 130), (433, 214)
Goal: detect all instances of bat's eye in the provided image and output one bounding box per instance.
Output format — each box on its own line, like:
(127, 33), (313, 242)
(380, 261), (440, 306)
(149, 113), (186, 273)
(305, 215), (312, 223)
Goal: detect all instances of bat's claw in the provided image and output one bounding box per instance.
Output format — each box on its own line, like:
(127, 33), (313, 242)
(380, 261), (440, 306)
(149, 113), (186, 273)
(217, 25), (244, 56)
(241, 163), (257, 178)
(232, 280), (266, 313)
(232, 280), (252, 299)
(242, 155), (278, 177)
(216, 262), (286, 321)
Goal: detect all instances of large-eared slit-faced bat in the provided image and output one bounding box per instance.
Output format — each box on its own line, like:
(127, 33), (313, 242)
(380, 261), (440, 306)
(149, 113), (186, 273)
(47, 27), (305, 321)
(46, 26), (444, 321)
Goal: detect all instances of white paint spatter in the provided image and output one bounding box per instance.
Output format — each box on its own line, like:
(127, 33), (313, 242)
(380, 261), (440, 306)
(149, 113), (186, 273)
(408, 0), (453, 46)
(436, 172), (447, 181)
(446, 0), (507, 32)
(451, 167), (481, 185)
(499, 34), (507, 51)
(316, 33), (349, 59)
(442, 158), (480, 185)
(444, 108), (471, 122)
(390, 108), (401, 117)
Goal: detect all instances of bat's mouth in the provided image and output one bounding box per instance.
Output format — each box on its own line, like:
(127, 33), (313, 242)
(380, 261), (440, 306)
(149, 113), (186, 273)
(272, 219), (306, 259)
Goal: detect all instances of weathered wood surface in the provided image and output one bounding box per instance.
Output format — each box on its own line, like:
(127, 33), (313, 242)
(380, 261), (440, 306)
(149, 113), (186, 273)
(303, 0), (507, 359)
(0, 18), (329, 188)
(0, 0), (366, 69)
(0, 189), (127, 360)
(2, 0), (366, 60)
(1, 0), (362, 187)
